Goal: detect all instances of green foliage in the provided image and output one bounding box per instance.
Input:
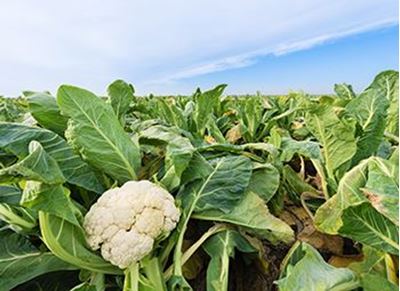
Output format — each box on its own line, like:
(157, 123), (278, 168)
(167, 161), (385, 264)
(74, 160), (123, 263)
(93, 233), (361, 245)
(0, 70), (397, 290)
(57, 85), (141, 183)
(276, 242), (359, 290)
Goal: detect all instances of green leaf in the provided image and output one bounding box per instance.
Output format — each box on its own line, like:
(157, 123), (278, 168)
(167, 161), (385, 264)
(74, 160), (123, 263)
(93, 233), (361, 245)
(346, 88), (389, 165)
(57, 85), (141, 183)
(247, 163), (280, 202)
(21, 182), (80, 226)
(348, 245), (397, 288)
(280, 137), (322, 162)
(203, 230), (257, 291)
(334, 83), (356, 99)
(173, 156), (252, 280)
(275, 242), (359, 291)
(0, 203), (37, 232)
(39, 212), (122, 275)
(366, 70), (399, 136)
(0, 185), (22, 204)
(192, 191), (294, 244)
(139, 125), (194, 190)
(360, 273), (398, 291)
(0, 141), (65, 184)
(305, 104), (357, 182)
(107, 79), (134, 120)
(339, 203), (398, 254)
(314, 158), (370, 234)
(180, 152), (213, 185)
(178, 156), (252, 213)
(27, 92), (68, 135)
(206, 117), (226, 143)
(0, 229), (77, 290)
(238, 97), (263, 142)
(315, 156), (399, 251)
(0, 123), (103, 193)
(362, 158), (398, 225)
(157, 98), (187, 130)
(282, 165), (319, 202)
(194, 85), (227, 136)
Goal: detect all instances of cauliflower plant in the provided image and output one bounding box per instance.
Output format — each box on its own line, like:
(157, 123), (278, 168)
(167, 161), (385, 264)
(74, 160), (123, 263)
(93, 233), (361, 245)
(83, 180), (180, 269)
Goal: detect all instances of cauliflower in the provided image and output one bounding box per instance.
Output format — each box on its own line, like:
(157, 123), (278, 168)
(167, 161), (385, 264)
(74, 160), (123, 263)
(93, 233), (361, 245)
(83, 180), (180, 269)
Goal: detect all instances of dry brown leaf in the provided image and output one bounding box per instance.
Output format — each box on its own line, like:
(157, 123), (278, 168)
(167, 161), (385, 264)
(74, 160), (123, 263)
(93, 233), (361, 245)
(329, 255), (363, 268)
(226, 124), (242, 143)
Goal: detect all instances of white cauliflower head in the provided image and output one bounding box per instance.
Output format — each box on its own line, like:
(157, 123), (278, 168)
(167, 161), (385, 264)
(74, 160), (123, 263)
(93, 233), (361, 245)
(83, 180), (180, 269)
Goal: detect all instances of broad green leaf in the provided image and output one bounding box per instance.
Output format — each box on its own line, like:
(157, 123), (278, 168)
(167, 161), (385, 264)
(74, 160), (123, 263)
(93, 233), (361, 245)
(0, 123), (103, 193)
(346, 88), (389, 165)
(275, 242), (359, 291)
(314, 158), (370, 234)
(157, 98), (187, 130)
(280, 137), (322, 162)
(140, 125), (194, 190)
(0, 230), (77, 290)
(238, 97), (263, 142)
(366, 70), (398, 136)
(107, 79), (134, 120)
(315, 156), (399, 245)
(203, 230), (257, 291)
(360, 273), (397, 291)
(178, 156), (252, 213)
(39, 212), (122, 275)
(0, 141), (65, 184)
(339, 203), (398, 254)
(247, 163), (280, 202)
(0, 185), (22, 204)
(180, 152), (213, 185)
(305, 104), (357, 182)
(362, 158), (398, 225)
(348, 245), (397, 287)
(278, 241), (305, 279)
(173, 156), (252, 280)
(194, 85), (227, 136)
(192, 191), (294, 244)
(198, 142), (277, 159)
(334, 83), (356, 99)
(21, 182), (80, 226)
(57, 85), (141, 183)
(27, 92), (68, 135)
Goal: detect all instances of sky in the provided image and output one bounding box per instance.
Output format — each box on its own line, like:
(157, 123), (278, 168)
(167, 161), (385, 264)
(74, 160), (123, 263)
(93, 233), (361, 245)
(0, 1), (398, 96)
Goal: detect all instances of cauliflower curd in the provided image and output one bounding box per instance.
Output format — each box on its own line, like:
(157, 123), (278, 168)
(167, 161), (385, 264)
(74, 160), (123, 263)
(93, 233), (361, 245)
(83, 180), (180, 268)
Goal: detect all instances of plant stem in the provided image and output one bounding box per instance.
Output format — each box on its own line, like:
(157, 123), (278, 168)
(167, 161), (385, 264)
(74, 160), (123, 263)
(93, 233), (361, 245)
(384, 131), (399, 144)
(0, 204), (36, 229)
(123, 263), (139, 291)
(311, 159), (330, 200)
(165, 224), (228, 280)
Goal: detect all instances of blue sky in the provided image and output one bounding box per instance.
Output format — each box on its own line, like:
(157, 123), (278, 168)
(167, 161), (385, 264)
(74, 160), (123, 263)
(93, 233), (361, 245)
(0, 1), (398, 96)
(190, 25), (399, 95)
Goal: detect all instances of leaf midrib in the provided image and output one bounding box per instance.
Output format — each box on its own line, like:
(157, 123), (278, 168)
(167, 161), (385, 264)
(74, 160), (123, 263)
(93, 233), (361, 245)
(348, 209), (398, 250)
(62, 88), (136, 179)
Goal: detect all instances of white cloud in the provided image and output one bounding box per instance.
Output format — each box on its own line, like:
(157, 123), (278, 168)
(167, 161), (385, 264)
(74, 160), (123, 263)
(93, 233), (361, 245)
(0, 0), (397, 95)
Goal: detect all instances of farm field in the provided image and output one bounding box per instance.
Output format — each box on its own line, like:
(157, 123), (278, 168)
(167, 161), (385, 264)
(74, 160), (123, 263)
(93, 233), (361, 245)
(0, 70), (398, 290)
